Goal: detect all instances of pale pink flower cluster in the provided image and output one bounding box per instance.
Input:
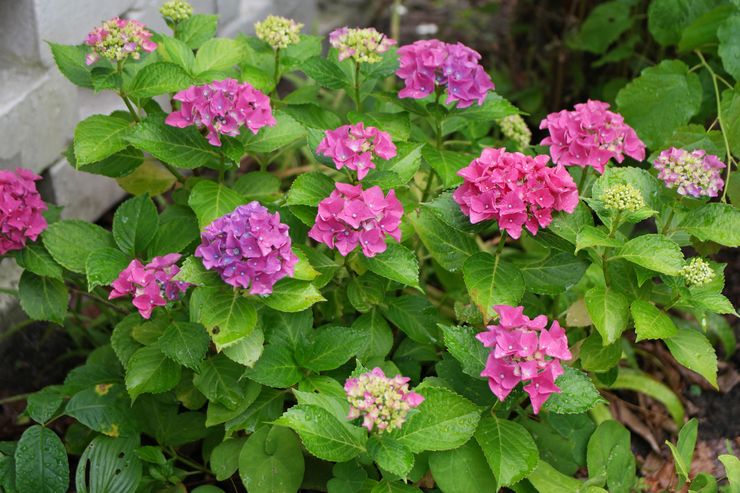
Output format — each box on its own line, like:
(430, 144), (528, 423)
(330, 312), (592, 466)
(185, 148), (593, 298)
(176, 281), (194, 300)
(109, 254), (190, 319)
(317, 123), (397, 180)
(329, 27), (396, 63)
(345, 367), (424, 433)
(166, 79), (276, 146)
(477, 305), (572, 414)
(396, 39), (494, 108)
(653, 147), (725, 198)
(453, 148), (578, 239)
(0, 168), (47, 256)
(84, 17), (156, 65)
(309, 183), (403, 257)
(539, 100), (645, 174)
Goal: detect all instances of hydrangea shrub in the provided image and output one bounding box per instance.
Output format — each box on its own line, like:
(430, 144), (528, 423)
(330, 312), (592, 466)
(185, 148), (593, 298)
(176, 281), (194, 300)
(2, 3), (740, 493)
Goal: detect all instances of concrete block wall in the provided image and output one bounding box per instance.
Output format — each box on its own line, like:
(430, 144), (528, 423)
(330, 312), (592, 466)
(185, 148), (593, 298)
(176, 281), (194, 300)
(0, 0), (316, 328)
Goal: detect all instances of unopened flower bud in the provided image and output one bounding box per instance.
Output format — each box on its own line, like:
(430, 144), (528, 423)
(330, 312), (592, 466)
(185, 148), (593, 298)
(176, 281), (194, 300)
(499, 114), (531, 150)
(160, 0), (193, 23)
(329, 27), (396, 64)
(601, 183), (644, 212)
(255, 15), (303, 50)
(680, 257), (715, 287)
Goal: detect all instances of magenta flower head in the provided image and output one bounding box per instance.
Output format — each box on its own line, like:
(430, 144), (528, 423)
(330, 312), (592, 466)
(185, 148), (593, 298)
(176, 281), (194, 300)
(653, 147), (725, 198)
(396, 40), (494, 108)
(476, 305), (572, 414)
(195, 202), (298, 295)
(84, 17), (156, 65)
(453, 148), (579, 239)
(345, 367), (424, 433)
(109, 253), (190, 319)
(308, 183), (403, 257)
(317, 122), (397, 180)
(0, 168), (47, 256)
(539, 99), (645, 174)
(329, 27), (396, 63)
(165, 78), (276, 146)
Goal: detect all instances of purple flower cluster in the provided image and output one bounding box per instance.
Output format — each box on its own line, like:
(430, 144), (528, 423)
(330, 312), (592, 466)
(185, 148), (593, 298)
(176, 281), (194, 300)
(453, 148), (579, 239)
(309, 183), (403, 257)
(539, 99), (645, 174)
(166, 79), (276, 146)
(85, 17), (156, 65)
(477, 305), (572, 414)
(195, 202), (298, 295)
(345, 367), (424, 433)
(317, 122), (397, 180)
(396, 39), (494, 108)
(109, 253), (190, 319)
(0, 168), (47, 256)
(653, 147), (725, 198)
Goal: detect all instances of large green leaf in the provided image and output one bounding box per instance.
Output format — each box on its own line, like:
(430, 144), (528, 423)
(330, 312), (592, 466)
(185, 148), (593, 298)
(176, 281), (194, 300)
(85, 248), (131, 291)
(718, 14), (740, 80)
(568, 0), (634, 54)
(126, 62), (194, 98)
(630, 300), (677, 341)
(125, 344), (181, 401)
(513, 251), (588, 296)
(584, 287), (630, 345)
(452, 93), (518, 122)
(429, 440), (496, 493)
(647, 0), (720, 46)
(367, 435), (414, 478)
(175, 14), (218, 49)
(25, 387), (64, 425)
(421, 146), (469, 189)
(188, 180), (245, 228)
(614, 234), (684, 275)
(301, 56), (349, 89)
(463, 252), (525, 321)
(441, 325), (487, 379)
(48, 42), (93, 88)
(382, 295), (439, 344)
(210, 437), (246, 481)
(608, 369), (685, 424)
(259, 279), (325, 313)
(193, 355), (246, 410)
(666, 418), (698, 484)
(238, 426), (305, 493)
(409, 207), (478, 272)
(243, 345), (301, 388)
(363, 142), (424, 189)
(296, 326), (364, 372)
(193, 38), (245, 73)
(285, 172), (335, 207)
(242, 111), (306, 154)
(14, 243), (63, 281)
(18, 272), (68, 325)
(43, 220), (116, 274)
(156, 35), (196, 71)
(544, 367), (605, 414)
(75, 435), (142, 493)
(664, 327), (718, 388)
(14, 425), (69, 493)
(475, 416), (538, 490)
(65, 384), (137, 437)
(112, 194), (159, 256)
(679, 203), (740, 247)
(195, 287), (257, 349)
(159, 322), (210, 370)
(74, 114), (133, 165)
(587, 421), (635, 493)
(360, 243), (420, 288)
(353, 309), (394, 360)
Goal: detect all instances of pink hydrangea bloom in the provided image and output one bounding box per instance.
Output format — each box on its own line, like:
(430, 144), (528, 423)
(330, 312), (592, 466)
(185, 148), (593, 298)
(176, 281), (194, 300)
(0, 168), (47, 256)
(396, 39), (494, 108)
(84, 17), (156, 65)
(317, 122), (397, 180)
(345, 367), (424, 433)
(653, 147), (725, 198)
(477, 305), (572, 414)
(539, 100), (645, 174)
(195, 202), (298, 295)
(308, 183), (403, 257)
(109, 253), (190, 319)
(329, 27), (396, 63)
(165, 79), (276, 146)
(453, 148), (579, 239)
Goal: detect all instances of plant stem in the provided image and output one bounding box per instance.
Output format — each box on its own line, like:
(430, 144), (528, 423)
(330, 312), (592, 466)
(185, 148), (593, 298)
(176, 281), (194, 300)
(166, 447), (210, 474)
(664, 294), (681, 311)
(161, 162), (187, 185)
(0, 287), (18, 297)
(577, 167), (590, 195)
(494, 231), (508, 257)
(273, 48), (281, 98)
(0, 393), (30, 405)
(120, 94), (140, 122)
(353, 60), (362, 111)
(661, 208), (675, 235)
(69, 287), (128, 314)
(607, 211), (622, 238)
(420, 173), (435, 203)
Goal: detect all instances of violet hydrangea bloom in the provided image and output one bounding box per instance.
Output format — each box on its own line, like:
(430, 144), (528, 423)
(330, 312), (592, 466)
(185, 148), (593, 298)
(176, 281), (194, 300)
(308, 183), (403, 257)
(85, 17), (157, 65)
(477, 305), (572, 414)
(395, 39), (494, 108)
(539, 100), (645, 174)
(345, 367), (424, 433)
(195, 202), (298, 295)
(329, 27), (396, 63)
(0, 168), (47, 256)
(653, 147), (725, 198)
(453, 148), (579, 239)
(109, 253), (190, 319)
(165, 79), (276, 146)
(317, 122), (397, 180)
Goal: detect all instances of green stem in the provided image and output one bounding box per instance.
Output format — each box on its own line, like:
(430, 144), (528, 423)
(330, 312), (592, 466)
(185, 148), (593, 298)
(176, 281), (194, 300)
(120, 95), (140, 122)
(272, 48), (281, 98)
(602, 253), (611, 287)
(608, 211), (622, 238)
(661, 208), (675, 235)
(0, 393), (30, 405)
(577, 167), (590, 195)
(0, 287), (18, 297)
(494, 231), (508, 257)
(69, 287), (128, 314)
(664, 294), (681, 311)
(353, 60), (362, 111)
(166, 447), (210, 474)
(420, 172), (435, 203)
(161, 162), (187, 185)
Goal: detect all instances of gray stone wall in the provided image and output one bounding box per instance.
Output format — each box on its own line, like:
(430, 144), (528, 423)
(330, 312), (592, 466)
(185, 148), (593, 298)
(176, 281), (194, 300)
(0, 0), (316, 328)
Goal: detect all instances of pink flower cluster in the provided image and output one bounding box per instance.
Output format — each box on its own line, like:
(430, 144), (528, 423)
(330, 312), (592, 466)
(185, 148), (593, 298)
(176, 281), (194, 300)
(539, 100), (645, 174)
(0, 168), (47, 256)
(109, 253), (190, 319)
(653, 147), (725, 198)
(317, 123), (397, 180)
(396, 39), (494, 108)
(345, 367), (424, 433)
(85, 17), (156, 65)
(477, 305), (572, 414)
(453, 148), (578, 239)
(309, 183), (403, 257)
(195, 202), (298, 295)
(166, 79), (276, 146)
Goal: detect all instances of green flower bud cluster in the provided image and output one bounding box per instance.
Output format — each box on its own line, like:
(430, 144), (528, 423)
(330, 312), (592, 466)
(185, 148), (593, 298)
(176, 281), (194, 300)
(601, 183), (644, 212)
(160, 0), (193, 23)
(255, 15), (303, 50)
(499, 114), (531, 150)
(679, 257), (715, 287)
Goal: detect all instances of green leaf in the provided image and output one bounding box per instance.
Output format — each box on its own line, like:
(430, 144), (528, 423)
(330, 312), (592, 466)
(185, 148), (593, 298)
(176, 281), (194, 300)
(429, 440), (496, 493)
(193, 355), (245, 410)
(390, 384), (480, 453)
(74, 114), (133, 165)
(353, 310), (393, 360)
(452, 93), (518, 122)
(550, 203), (594, 244)
(371, 481), (423, 493)
(608, 368), (685, 424)
(156, 35), (196, 71)
(175, 14), (218, 49)
(75, 435), (142, 493)
(14, 425), (69, 493)
(677, 4), (736, 51)
(666, 418), (698, 484)
(276, 404), (367, 462)
(575, 225), (623, 252)
(18, 272), (68, 325)
(112, 194), (159, 256)
(193, 38), (245, 73)
(260, 279), (325, 313)
(196, 287), (258, 350)
(568, 0), (634, 54)
(382, 295), (439, 344)
(148, 209), (199, 258)
(125, 344), (181, 401)
(238, 426), (305, 493)
(222, 328), (265, 367)
(65, 384), (137, 437)
(463, 252), (525, 321)
(579, 333), (622, 373)
(526, 460), (596, 493)
(284, 103), (342, 130)
(175, 256), (221, 287)
(718, 15), (740, 80)
(297, 326), (364, 372)
(42, 220), (115, 274)
(360, 243), (420, 288)
(679, 203), (740, 247)
(544, 367), (605, 414)
(233, 171), (281, 201)
(48, 42), (93, 88)
(116, 159), (177, 196)
(188, 180), (245, 228)
(616, 60), (702, 148)
(243, 344), (301, 388)
(301, 56), (349, 89)
(210, 437), (246, 481)
(585, 287), (630, 345)
(126, 62), (194, 98)
(421, 147), (469, 189)
(363, 142), (424, 189)
(111, 315), (143, 367)
(347, 111), (410, 141)
(614, 234), (684, 275)
(587, 420), (636, 493)
(409, 207), (478, 272)
(286, 172), (335, 207)
(721, 88), (740, 159)
(14, 244), (63, 281)
(719, 454), (740, 493)
(475, 416), (538, 489)
(242, 111), (306, 154)
(226, 387), (286, 434)
(26, 387), (64, 425)
(664, 327), (718, 388)
(513, 251), (588, 296)
(368, 435), (414, 478)
(159, 322), (210, 370)
(647, 0), (720, 46)
(441, 325), (487, 379)
(85, 248), (131, 291)
(630, 300), (677, 341)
